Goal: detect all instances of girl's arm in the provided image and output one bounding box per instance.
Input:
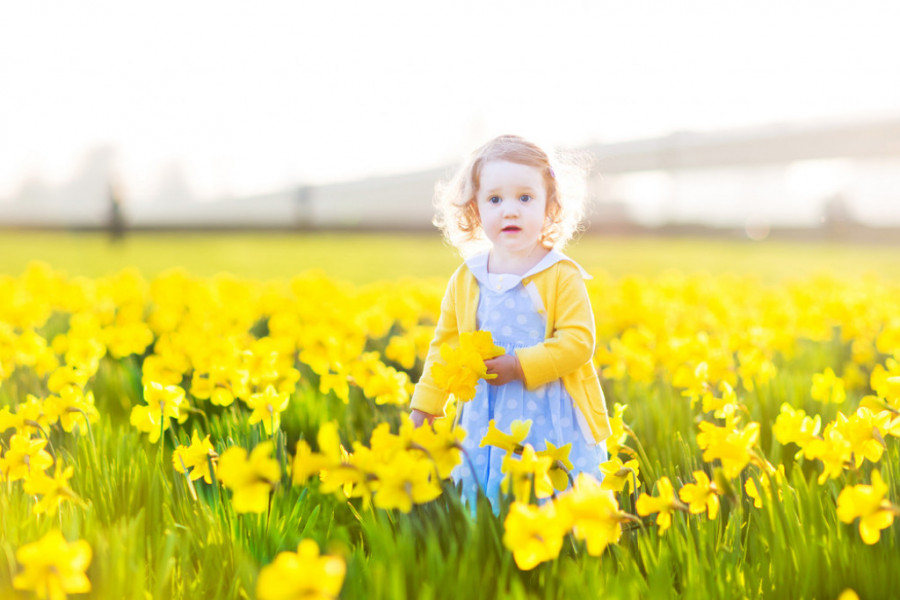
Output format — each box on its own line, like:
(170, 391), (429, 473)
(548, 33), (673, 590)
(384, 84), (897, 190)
(514, 262), (595, 390)
(409, 408), (436, 427)
(409, 269), (462, 418)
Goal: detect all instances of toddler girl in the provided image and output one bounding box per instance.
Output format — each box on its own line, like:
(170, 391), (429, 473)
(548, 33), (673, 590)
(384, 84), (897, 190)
(410, 134), (612, 508)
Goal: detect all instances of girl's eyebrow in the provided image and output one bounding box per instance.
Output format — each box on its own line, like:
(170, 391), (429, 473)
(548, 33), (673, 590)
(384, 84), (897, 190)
(483, 186), (538, 194)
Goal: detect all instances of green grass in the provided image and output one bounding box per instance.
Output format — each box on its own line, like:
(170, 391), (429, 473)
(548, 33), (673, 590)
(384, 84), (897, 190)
(1, 230), (899, 282)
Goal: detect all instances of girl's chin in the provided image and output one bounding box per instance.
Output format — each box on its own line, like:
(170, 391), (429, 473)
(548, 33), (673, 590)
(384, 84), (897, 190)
(491, 240), (543, 254)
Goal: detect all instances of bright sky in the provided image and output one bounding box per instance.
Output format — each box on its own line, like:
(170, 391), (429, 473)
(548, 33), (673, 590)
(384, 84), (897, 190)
(2, 0), (899, 202)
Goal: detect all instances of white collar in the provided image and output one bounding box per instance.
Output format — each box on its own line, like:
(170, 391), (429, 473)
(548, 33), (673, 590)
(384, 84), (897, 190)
(464, 249), (592, 287)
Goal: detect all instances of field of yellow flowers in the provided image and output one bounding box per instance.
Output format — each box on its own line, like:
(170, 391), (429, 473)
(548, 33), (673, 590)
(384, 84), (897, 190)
(1, 234), (900, 599)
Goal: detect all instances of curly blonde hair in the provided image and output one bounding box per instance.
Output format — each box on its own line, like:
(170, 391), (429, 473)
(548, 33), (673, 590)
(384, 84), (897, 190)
(433, 134), (590, 256)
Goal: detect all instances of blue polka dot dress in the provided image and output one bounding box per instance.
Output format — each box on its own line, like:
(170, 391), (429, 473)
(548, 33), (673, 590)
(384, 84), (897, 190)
(452, 251), (608, 510)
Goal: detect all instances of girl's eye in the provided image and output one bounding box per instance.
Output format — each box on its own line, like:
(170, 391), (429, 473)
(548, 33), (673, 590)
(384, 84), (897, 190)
(489, 196), (502, 205)
(519, 194), (532, 203)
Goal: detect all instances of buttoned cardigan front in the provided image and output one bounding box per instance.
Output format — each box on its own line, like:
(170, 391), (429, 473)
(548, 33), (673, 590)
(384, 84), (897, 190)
(410, 258), (612, 444)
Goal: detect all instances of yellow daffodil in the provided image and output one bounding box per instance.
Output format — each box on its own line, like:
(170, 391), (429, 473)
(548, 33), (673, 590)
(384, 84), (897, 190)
(696, 418), (759, 480)
(537, 441), (574, 491)
(315, 421), (343, 463)
(290, 440), (336, 486)
(636, 477), (685, 532)
(736, 347), (777, 392)
(256, 539), (346, 600)
(803, 426), (853, 484)
(479, 419), (532, 454)
(406, 415), (466, 479)
(599, 456), (641, 495)
(319, 370), (351, 403)
(216, 442), (281, 513)
(831, 408), (891, 468)
(562, 473), (627, 556)
(172, 431), (218, 484)
(0, 433), (54, 481)
(103, 321), (154, 358)
(45, 388), (100, 434)
(502, 501), (567, 570)
(372, 451), (441, 513)
(870, 360), (900, 401)
(836, 471), (898, 544)
(431, 344), (483, 403)
(500, 444), (555, 502)
(744, 466), (784, 509)
(385, 334), (417, 369)
(246, 385), (290, 436)
(811, 368), (847, 404)
(605, 403), (630, 458)
(0, 394), (53, 434)
(672, 361), (709, 406)
(361, 363), (410, 406)
(678, 471), (720, 519)
(700, 381), (741, 419)
(460, 330), (505, 361)
(431, 331), (504, 402)
(129, 381), (187, 443)
(13, 529), (92, 600)
(22, 460), (80, 515)
(772, 403), (821, 450)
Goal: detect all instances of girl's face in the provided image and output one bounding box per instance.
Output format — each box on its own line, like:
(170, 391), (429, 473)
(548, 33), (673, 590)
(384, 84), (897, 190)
(475, 160), (548, 257)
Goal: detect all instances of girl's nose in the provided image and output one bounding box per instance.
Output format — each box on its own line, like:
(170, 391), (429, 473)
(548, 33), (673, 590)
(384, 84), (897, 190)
(502, 201), (520, 216)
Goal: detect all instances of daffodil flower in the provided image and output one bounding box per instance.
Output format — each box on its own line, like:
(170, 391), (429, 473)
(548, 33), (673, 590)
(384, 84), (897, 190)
(837, 470), (899, 544)
(256, 539), (346, 600)
(605, 403), (630, 458)
(811, 367), (847, 404)
(500, 444), (555, 502)
(372, 451), (441, 513)
(23, 459), (82, 516)
(431, 331), (504, 402)
(803, 426), (853, 484)
(13, 530), (92, 599)
(599, 456), (641, 495)
(290, 440), (336, 486)
(406, 415), (466, 479)
(502, 501), (567, 570)
(831, 407), (892, 468)
(678, 471), (720, 519)
(479, 419), (532, 454)
(537, 441), (574, 492)
(636, 477), (686, 532)
(696, 418), (760, 480)
(45, 388), (100, 433)
(744, 466), (784, 509)
(560, 473), (628, 556)
(0, 433), (53, 482)
(246, 385), (290, 436)
(216, 442), (281, 513)
(172, 431), (218, 484)
(772, 403), (821, 450)
(129, 381), (187, 443)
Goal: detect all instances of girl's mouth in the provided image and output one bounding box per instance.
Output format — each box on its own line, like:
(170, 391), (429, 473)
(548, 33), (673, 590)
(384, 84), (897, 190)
(502, 226), (521, 233)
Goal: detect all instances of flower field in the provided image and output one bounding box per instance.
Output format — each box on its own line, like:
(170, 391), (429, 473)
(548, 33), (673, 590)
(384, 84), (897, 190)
(1, 234), (899, 599)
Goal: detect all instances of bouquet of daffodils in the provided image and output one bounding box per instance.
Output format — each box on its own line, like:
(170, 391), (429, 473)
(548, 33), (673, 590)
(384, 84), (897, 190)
(431, 331), (505, 403)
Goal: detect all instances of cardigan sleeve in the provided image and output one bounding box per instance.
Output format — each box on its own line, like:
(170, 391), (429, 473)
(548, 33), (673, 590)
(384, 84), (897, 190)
(409, 268), (461, 416)
(514, 262), (595, 390)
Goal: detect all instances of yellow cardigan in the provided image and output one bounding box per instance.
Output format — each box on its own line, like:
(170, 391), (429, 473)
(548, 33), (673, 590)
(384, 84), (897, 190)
(410, 257), (612, 443)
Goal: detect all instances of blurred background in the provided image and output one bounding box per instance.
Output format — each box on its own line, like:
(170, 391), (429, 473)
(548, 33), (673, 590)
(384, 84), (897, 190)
(2, 0), (899, 244)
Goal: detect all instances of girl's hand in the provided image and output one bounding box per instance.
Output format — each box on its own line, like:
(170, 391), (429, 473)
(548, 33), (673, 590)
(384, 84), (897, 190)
(485, 354), (524, 386)
(410, 409), (436, 428)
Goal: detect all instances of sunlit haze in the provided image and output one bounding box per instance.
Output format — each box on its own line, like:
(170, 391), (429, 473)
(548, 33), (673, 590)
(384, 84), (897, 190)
(2, 0), (899, 202)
